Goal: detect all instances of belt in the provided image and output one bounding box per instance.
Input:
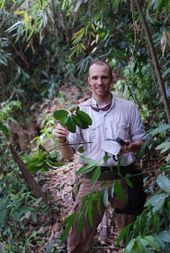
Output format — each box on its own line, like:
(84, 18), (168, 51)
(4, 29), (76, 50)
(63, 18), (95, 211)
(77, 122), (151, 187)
(82, 164), (136, 181)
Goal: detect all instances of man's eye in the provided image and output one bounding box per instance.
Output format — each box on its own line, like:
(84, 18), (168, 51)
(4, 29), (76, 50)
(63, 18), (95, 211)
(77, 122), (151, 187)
(102, 76), (109, 80)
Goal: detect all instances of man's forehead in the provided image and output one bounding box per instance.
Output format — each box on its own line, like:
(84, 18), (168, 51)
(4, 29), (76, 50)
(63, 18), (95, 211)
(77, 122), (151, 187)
(88, 63), (110, 75)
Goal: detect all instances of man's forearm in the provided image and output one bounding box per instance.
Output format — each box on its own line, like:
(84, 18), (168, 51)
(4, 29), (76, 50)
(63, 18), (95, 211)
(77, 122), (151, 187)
(59, 140), (75, 160)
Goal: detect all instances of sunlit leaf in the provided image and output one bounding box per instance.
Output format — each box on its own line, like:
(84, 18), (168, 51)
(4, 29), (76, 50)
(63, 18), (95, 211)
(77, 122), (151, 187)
(149, 124), (170, 136)
(145, 193), (166, 211)
(156, 175), (170, 193)
(156, 142), (170, 153)
(103, 188), (108, 208)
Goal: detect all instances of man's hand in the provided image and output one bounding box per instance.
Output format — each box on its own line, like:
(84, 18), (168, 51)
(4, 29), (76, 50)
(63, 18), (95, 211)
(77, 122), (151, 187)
(121, 140), (144, 153)
(120, 140), (131, 153)
(55, 123), (74, 160)
(55, 123), (69, 143)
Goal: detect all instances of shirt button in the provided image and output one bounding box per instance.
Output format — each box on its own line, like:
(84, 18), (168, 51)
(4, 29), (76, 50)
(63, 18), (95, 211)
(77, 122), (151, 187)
(105, 128), (107, 131)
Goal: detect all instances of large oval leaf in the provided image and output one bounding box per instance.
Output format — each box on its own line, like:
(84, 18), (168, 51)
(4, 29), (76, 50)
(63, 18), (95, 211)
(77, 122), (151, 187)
(53, 110), (69, 126)
(76, 109), (92, 126)
(66, 116), (76, 133)
(53, 110), (68, 120)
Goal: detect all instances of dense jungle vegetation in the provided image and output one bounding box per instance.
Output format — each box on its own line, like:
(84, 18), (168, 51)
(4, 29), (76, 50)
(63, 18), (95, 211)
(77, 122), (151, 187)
(0, 0), (170, 252)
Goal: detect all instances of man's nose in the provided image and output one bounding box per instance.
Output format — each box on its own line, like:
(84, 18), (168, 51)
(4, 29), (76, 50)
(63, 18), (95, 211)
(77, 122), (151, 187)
(97, 77), (102, 84)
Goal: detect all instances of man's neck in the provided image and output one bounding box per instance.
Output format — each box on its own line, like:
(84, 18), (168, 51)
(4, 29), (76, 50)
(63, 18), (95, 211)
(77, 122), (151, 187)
(92, 93), (112, 106)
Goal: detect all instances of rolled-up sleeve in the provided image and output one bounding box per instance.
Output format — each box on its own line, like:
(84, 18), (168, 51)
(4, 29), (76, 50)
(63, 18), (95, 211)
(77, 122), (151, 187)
(67, 128), (82, 152)
(129, 104), (146, 142)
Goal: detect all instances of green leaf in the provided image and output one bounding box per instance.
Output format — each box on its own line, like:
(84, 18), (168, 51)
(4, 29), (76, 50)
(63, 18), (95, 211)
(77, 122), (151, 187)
(103, 152), (110, 163)
(91, 166), (101, 185)
(60, 212), (77, 241)
(114, 180), (125, 201)
(145, 193), (166, 211)
(72, 114), (84, 128)
(125, 173), (133, 188)
(137, 239), (151, 253)
(47, 160), (65, 167)
(156, 142), (170, 153)
(115, 223), (132, 246)
(53, 110), (68, 120)
(0, 199), (8, 226)
(76, 163), (97, 175)
(77, 209), (85, 234)
(0, 121), (9, 136)
(157, 0), (168, 12)
(144, 235), (160, 249)
(74, 0), (84, 12)
(156, 175), (170, 193)
(66, 116), (76, 133)
(103, 189), (108, 208)
(160, 165), (170, 171)
(87, 200), (93, 228)
(149, 124), (170, 137)
(124, 238), (136, 253)
(78, 145), (84, 153)
(166, 153), (170, 163)
(111, 0), (121, 12)
(76, 109), (92, 126)
(158, 229), (170, 243)
(111, 182), (115, 198)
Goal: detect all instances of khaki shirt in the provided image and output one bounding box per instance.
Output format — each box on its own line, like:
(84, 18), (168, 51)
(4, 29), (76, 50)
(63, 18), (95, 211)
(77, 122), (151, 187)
(68, 94), (145, 166)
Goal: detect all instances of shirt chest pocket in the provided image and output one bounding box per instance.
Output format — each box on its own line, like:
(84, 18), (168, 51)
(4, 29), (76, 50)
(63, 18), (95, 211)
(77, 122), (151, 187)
(110, 123), (130, 140)
(81, 124), (101, 142)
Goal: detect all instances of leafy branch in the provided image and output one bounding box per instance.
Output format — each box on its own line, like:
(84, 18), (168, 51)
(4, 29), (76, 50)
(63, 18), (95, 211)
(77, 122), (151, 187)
(53, 107), (92, 133)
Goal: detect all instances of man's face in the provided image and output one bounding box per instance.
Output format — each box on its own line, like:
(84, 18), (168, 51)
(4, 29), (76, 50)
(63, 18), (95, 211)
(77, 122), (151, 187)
(88, 64), (113, 99)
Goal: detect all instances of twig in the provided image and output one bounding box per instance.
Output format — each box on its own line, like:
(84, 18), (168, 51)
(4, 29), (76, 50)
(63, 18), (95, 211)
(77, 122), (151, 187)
(47, 141), (93, 153)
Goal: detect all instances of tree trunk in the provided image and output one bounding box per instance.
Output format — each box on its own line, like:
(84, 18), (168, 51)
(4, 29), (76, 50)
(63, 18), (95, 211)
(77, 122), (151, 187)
(9, 144), (48, 202)
(134, 0), (170, 124)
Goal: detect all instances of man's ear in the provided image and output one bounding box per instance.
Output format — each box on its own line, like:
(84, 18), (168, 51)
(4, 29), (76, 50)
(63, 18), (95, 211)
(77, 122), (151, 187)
(87, 76), (91, 86)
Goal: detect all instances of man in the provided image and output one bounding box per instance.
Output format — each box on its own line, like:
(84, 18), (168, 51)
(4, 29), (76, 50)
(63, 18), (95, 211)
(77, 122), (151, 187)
(55, 60), (146, 253)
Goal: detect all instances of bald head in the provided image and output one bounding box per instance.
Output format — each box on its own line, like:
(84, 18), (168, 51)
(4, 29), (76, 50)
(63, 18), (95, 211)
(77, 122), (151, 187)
(88, 61), (112, 78)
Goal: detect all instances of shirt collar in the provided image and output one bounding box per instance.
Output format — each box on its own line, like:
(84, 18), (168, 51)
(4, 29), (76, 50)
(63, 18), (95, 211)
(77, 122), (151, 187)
(91, 93), (115, 111)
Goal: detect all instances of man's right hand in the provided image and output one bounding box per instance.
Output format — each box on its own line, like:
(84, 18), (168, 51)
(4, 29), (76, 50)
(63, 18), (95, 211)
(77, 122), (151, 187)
(55, 123), (69, 143)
